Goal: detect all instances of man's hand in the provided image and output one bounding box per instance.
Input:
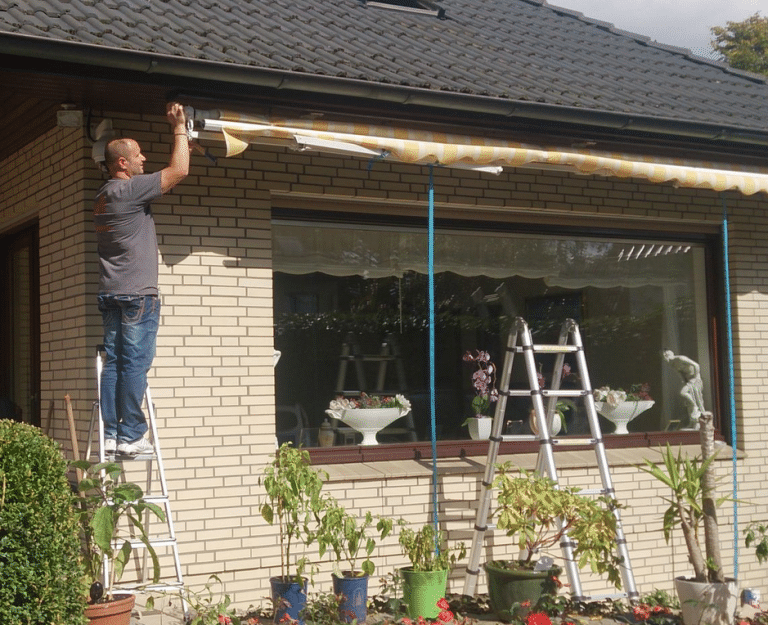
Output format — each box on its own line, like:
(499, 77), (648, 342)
(161, 102), (190, 193)
(166, 102), (186, 131)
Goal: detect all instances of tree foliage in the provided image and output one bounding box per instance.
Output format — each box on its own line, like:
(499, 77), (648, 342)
(711, 12), (768, 76)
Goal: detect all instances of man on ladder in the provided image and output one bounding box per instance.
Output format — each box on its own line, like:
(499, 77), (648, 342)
(93, 102), (190, 459)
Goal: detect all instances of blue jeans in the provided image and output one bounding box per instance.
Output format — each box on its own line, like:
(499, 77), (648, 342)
(98, 294), (160, 443)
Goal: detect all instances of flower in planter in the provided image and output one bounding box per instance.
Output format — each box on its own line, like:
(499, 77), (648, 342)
(328, 393), (411, 411)
(593, 383), (652, 406)
(462, 350), (499, 417)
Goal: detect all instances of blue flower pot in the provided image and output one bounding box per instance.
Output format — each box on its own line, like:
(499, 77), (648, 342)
(270, 576), (308, 625)
(332, 572), (369, 623)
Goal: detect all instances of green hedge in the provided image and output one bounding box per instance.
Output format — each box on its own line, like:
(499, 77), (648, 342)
(0, 420), (87, 624)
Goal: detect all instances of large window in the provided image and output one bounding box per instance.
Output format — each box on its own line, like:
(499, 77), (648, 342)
(272, 217), (713, 447)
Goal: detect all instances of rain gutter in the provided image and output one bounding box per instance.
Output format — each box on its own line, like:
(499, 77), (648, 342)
(4, 33), (768, 148)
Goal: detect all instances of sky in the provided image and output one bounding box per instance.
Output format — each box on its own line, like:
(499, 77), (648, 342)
(546, 0), (763, 60)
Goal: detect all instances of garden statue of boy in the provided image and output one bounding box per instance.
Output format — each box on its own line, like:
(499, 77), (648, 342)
(662, 349), (706, 429)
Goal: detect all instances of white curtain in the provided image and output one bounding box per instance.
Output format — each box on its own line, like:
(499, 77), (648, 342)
(273, 223), (697, 288)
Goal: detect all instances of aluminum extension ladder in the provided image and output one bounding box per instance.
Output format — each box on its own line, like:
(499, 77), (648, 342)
(462, 317), (638, 603)
(85, 346), (186, 607)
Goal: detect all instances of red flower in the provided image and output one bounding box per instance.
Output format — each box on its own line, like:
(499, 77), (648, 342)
(438, 610), (454, 622)
(218, 616), (232, 625)
(401, 619), (412, 625)
(632, 605), (650, 621)
(417, 616), (428, 625)
(521, 600), (531, 608)
(525, 613), (552, 625)
(436, 598), (450, 610)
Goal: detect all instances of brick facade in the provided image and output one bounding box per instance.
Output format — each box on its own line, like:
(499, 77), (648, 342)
(2, 109), (767, 608)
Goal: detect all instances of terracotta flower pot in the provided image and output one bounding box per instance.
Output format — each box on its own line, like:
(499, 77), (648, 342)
(84, 594), (135, 625)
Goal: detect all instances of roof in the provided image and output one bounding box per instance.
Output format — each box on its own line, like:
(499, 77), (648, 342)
(1, 0), (768, 133)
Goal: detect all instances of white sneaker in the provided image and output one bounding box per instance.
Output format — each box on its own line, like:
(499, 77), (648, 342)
(103, 438), (117, 460)
(117, 437), (154, 457)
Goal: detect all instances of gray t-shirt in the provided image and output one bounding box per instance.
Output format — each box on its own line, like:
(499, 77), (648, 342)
(94, 172), (162, 296)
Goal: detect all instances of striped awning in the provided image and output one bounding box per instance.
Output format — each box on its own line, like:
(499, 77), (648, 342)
(195, 110), (768, 196)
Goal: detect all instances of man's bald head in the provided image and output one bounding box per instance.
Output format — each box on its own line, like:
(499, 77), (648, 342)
(104, 138), (146, 178)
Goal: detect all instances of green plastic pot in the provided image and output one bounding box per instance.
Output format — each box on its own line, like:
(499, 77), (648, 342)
(484, 560), (561, 622)
(400, 567), (448, 619)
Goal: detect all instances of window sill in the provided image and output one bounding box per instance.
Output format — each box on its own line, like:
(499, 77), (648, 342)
(308, 429), (718, 465)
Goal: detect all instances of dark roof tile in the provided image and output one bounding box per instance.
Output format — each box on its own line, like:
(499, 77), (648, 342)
(1, 0), (766, 130)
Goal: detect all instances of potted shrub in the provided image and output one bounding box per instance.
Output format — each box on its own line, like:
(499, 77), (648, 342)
(72, 459), (166, 625)
(316, 500), (394, 623)
(397, 522), (466, 619)
(640, 412), (736, 625)
(462, 350), (498, 440)
(259, 443), (328, 624)
(0, 421), (87, 625)
(486, 464), (622, 622)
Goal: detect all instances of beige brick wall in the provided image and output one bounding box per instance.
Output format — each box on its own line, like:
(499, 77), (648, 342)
(2, 111), (768, 609)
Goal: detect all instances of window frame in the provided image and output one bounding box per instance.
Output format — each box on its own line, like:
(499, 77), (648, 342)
(271, 205), (725, 464)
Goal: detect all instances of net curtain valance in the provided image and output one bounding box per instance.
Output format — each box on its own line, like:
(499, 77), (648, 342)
(273, 223), (695, 289)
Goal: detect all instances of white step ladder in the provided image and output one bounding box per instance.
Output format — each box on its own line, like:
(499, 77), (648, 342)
(462, 317), (638, 603)
(86, 346), (186, 605)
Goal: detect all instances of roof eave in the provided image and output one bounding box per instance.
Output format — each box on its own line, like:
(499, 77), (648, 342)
(5, 33), (768, 148)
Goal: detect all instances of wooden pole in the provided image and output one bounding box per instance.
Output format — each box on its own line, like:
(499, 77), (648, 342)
(64, 394), (83, 483)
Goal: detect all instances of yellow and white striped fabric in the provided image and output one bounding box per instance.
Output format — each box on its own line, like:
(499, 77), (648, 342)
(200, 111), (768, 196)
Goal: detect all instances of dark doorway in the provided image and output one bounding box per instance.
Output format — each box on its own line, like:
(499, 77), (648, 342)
(0, 223), (40, 425)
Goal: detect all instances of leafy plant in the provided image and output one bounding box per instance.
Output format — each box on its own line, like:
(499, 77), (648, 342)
(259, 443), (328, 582)
(316, 500), (394, 576)
(146, 574), (257, 625)
(181, 575), (241, 625)
(398, 522), (466, 572)
(491, 465), (623, 588)
(745, 521), (768, 564)
(0, 421), (87, 624)
(72, 459), (165, 601)
(639, 413), (728, 583)
(299, 591), (349, 625)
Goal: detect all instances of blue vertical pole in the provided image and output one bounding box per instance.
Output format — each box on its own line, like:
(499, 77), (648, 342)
(722, 196), (739, 578)
(428, 165), (439, 546)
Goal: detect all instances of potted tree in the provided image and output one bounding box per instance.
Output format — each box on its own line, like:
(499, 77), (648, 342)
(259, 443), (328, 624)
(486, 464), (622, 622)
(640, 412), (736, 625)
(72, 459), (165, 625)
(316, 500), (394, 623)
(397, 522), (466, 619)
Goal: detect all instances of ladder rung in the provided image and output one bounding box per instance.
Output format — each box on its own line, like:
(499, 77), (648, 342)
(551, 437), (596, 446)
(115, 452), (156, 461)
(578, 593), (629, 602)
(503, 389), (588, 398)
(575, 488), (606, 496)
(142, 495), (171, 504)
(128, 537), (178, 548)
(112, 581), (184, 593)
(510, 345), (579, 353)
(541, 389), (588, 398)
